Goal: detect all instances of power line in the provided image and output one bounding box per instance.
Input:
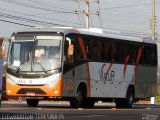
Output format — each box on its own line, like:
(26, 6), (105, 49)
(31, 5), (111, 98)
(0, 0), (76, 14)
(102, 13), (150, 23)
(103, 27), (151, 37)
(0, 12), (63, 26)
(92, 1), (160, 11)
(102, 11), (151, 21)
(27, 0), (74, 12)
(0, 8), (81, 26)
(0, 19), (35, 27)
(101, 17), (150, 25)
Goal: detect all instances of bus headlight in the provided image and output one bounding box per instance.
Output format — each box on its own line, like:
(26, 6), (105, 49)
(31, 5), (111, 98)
(7, 77), (16, 85)
(46, 77), (59, 87)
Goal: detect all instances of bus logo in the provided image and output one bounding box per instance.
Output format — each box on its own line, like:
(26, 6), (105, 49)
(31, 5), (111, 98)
(99, 64), (115, 81)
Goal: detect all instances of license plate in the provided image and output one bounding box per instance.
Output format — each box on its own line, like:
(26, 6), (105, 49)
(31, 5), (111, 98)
(26, 92), (36, 96)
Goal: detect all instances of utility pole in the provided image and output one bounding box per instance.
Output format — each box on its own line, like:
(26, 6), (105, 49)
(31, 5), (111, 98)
(84, 0), (90, 29)
(76, 0), (100, 28)
(150, 0), (156, 105)
(152, 0), (156, 41)
(85, 0), (90, 28)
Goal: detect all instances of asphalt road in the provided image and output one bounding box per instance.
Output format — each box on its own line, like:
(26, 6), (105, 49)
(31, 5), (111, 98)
(0, 100), (160, 120)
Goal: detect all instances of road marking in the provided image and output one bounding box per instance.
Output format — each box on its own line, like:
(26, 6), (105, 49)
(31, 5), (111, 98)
(0, 108), (27, 110)
(70, 115), (110, 118)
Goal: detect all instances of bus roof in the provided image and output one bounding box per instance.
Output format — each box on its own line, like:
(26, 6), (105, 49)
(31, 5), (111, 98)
(13, 27), (156, 44)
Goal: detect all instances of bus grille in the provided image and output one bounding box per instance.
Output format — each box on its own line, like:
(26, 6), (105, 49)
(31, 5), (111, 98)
(17, 88), (46, 94)
(22, 75), (41, 79)
(22, 75), (50, 79)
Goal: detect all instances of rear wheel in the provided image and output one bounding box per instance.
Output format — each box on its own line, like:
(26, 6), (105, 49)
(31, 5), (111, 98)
(115, 87), (134, 108)
(26, 99), (39, 107)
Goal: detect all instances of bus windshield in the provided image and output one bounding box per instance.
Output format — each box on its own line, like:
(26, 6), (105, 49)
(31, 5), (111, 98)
(8, 35), (62, 72)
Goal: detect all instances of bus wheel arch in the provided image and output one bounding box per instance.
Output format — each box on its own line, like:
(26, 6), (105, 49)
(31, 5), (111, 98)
(115, 85), (135, 108)
(70, 82), (87, 108)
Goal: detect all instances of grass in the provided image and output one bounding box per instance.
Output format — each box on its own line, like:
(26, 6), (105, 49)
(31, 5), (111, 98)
(155, 84), (160, 103)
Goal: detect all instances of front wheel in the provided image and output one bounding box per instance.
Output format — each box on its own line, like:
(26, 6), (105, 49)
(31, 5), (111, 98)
(0, 99), (1, 108)
(26, 99), (39, 107)
(0, 91), (2, 107)
(115, 87), (134, 108)
(70, 85), (86, 108)
(83, 98), (95, 108)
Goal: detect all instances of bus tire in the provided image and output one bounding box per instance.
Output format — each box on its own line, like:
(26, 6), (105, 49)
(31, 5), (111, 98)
(70, 85), (86, 108)
(0, 91), (1, 107)
(26, 99), (39, 107)
(0, 99), (1, 108)
(83, 98), (95, 108)
(115, 86), (134, 108)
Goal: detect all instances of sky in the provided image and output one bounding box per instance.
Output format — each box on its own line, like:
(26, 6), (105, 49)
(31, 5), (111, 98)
(0, 0), (159, 38)
(1, 0), (160, 64)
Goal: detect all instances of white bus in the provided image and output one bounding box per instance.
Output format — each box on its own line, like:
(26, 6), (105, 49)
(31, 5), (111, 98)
(6, 27), (157, 108)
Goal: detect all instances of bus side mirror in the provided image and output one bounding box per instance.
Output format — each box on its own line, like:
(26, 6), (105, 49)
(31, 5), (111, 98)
(68, 44), (74, 56)
(66, 37), (74, 63)
(66, 37), (74, 55)
(1, 45), (5, 58)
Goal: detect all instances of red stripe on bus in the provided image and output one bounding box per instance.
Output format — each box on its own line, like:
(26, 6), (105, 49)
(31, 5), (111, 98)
(100, 64), (106, 73)
(103, 63), (113, 79)
(78, 38), (87, 60)
(123, 55), (130, 80)
(74, 28), (91, 97)
(132, 46), (143, 82)
(107, 63), (113, 74)
(78, 38), (90, 96)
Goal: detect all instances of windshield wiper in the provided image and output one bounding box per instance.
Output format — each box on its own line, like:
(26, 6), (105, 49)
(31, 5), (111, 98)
(36, 62), (51, 75)
(16, 66), (23, 73)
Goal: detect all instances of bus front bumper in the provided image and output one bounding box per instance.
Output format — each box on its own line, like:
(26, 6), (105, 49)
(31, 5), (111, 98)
(6, 78), (63, 97)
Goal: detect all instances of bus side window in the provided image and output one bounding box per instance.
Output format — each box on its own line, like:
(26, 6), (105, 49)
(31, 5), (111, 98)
(76, 43), (83, 59)
(111, 41), (117, 62)
(64, 40), (69, 64)
(76, 37), (88, 60)
(105, 41), (117, 62)
(142, 45), (150, 65)
(90, 40), (102, 60)
(119, 42), (130, 63)
(138, 44), (143, 64)
(130, 44), (137, 64)
(151, 46), (157, 66)
(104, 41), (110, 61)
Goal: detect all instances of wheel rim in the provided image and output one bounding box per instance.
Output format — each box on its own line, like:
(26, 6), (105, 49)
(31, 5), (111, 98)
(76, 91), (83, 103)
(128, 89), (134, 105)
(129, 93), (133, 104)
